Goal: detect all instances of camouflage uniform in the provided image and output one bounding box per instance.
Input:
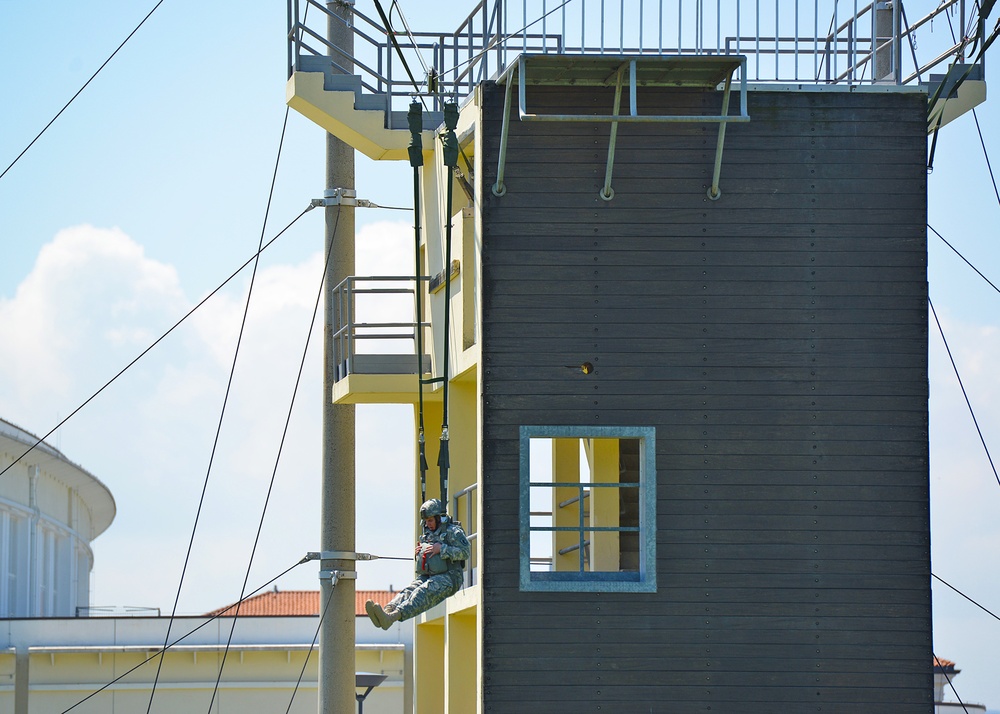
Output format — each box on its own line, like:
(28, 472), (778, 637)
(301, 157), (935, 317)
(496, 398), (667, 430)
(386, 518), (470, 622)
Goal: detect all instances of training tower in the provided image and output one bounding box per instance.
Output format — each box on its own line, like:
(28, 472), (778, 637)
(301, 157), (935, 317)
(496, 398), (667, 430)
(287, 1), (991, 711)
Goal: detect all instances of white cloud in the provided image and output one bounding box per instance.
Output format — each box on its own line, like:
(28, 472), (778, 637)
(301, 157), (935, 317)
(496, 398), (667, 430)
(0, 222), (417, 614)
(356, 220), (414, 275)
(0, 224), (185, 408)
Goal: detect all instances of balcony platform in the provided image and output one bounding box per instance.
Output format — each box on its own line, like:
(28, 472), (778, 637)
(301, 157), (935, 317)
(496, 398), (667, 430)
(332, 355), (435, 405)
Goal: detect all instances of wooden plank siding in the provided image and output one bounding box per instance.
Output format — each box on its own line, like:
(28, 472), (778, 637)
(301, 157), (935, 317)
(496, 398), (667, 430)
(479, 83), (930, 713)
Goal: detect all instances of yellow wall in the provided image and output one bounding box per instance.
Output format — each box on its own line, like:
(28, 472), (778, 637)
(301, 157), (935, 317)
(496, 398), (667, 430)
(0, 646), (405, 714)
(415, 621), (444, 714)
(447, 608), (476, 714)
(553, 438), (582, 571)
(587, 439), (621, 572)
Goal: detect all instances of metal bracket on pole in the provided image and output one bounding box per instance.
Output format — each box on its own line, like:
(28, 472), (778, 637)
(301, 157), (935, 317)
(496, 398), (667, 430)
(306, 550), (379, 561)
(311, 188), (357, 207)
(319, 570), (358, 586)
(310, 191), (407, 210)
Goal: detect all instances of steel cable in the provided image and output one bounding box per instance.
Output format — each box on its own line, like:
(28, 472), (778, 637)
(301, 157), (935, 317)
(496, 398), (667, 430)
(59, 557), (311, 713)
(206, 107), (321, 712)
(147, 105), (300, 713)
(0, 206), (314, 481)
(0, 0), (166, 182)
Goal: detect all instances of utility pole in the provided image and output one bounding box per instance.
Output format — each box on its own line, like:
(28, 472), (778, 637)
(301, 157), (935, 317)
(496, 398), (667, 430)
(319, 1), (355, 713)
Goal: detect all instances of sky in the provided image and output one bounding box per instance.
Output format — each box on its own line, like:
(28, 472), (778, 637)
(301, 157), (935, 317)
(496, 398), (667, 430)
(1, 0), (999, 708)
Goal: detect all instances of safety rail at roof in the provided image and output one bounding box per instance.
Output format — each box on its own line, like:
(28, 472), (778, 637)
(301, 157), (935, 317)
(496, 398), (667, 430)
(288, 0), (990, 112)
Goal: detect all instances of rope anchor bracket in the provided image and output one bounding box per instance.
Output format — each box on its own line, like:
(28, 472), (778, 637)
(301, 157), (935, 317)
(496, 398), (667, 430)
(492, 54), (749, 200)
(306, 550), (379, 561)
(310, 189), (406, 210)
(318, 569), (358, 586)
(311, 188), (357, 207)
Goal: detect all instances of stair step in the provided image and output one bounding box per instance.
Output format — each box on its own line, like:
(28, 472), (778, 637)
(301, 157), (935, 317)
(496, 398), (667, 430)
(296, 56), (443, 130)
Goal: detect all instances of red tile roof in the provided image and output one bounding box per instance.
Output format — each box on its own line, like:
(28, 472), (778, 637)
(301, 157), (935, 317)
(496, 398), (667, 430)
(934, 656), (957, 672)
(205, 589), (396, 617)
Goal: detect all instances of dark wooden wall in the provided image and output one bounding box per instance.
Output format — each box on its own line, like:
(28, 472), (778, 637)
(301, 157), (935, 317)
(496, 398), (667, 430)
(479, 82), (930, 713)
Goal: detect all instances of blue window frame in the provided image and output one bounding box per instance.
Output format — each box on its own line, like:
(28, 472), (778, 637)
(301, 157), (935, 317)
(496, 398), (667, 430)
(519, 425), (656, 593)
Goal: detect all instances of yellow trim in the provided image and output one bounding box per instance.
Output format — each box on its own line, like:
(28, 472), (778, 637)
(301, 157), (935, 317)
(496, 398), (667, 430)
(415, 620), (444, 714)
(331, 374), (442, 405)
(285, 72), (434, 162)
(447, 608), (476, 714)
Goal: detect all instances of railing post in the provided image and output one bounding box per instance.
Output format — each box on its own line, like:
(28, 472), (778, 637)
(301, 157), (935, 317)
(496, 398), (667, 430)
(893, 0), (903, 84)
(287, 0), (295, 77)
(874, 0), (895, 81)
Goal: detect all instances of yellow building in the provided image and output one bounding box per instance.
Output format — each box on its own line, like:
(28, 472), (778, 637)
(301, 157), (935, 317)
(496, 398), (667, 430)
(0, 590), (412, 714)
(1, 421), (412, 712)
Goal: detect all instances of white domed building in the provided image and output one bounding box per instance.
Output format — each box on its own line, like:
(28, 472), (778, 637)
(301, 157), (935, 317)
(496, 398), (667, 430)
(0, 418), (115, 618)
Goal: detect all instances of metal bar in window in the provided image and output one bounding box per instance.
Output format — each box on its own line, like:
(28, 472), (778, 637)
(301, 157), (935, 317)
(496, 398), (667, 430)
(558, 491), (590, 509)
(558, 539), (590, 556)
(530, 526), (641, 533)
(530, 481), (637, 488)
(578, 482), (585, 572)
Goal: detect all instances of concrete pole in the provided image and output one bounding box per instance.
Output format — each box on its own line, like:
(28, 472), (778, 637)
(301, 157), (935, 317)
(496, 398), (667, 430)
(874, 1), (897, 82)
(319, 1), (356, 713)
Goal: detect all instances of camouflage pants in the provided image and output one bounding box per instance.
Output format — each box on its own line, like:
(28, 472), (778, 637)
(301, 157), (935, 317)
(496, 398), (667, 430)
(388, 569), (463, 622)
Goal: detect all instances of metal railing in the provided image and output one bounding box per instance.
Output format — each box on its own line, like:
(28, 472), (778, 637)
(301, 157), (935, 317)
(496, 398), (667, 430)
(330, 275), (429, 381)
(530, 481), (639, 573)
(289, 0), (989, 115)
(529, 490), (589, 571)
(452, 483), (478, 587)
(76, 605), (162, 617)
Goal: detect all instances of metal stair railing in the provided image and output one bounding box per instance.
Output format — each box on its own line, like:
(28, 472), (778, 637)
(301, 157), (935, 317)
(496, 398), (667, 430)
(289, 0), (987, 115)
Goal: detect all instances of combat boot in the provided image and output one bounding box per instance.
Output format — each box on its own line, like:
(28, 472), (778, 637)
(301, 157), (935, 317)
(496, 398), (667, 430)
(365, 600), (401, 630)
(365, 600), (386, 628)
(379, 608), (402, 629)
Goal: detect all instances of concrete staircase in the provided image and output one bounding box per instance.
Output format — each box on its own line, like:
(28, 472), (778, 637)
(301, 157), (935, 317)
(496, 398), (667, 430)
(286, 55), (440, 161)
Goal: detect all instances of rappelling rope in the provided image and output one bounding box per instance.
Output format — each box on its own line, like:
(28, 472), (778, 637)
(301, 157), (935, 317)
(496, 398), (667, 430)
(408, 101), (429, 505)
(437, 100), (460, 505)
(409, 97), (460, 506)
(373, 0), (430, 110)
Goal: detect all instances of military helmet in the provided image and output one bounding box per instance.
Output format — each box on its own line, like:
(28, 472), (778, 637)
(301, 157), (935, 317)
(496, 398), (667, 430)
(419, 498), (448, 520)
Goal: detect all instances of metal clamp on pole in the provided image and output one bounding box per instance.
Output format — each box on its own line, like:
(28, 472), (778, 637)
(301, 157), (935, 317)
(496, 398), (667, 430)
(319, 570), (358, 587)
(307, 550), (382, 561)
(309, 191), (408, 210)
(310, 188), (358, 208)
(308, 550), (356, 561)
